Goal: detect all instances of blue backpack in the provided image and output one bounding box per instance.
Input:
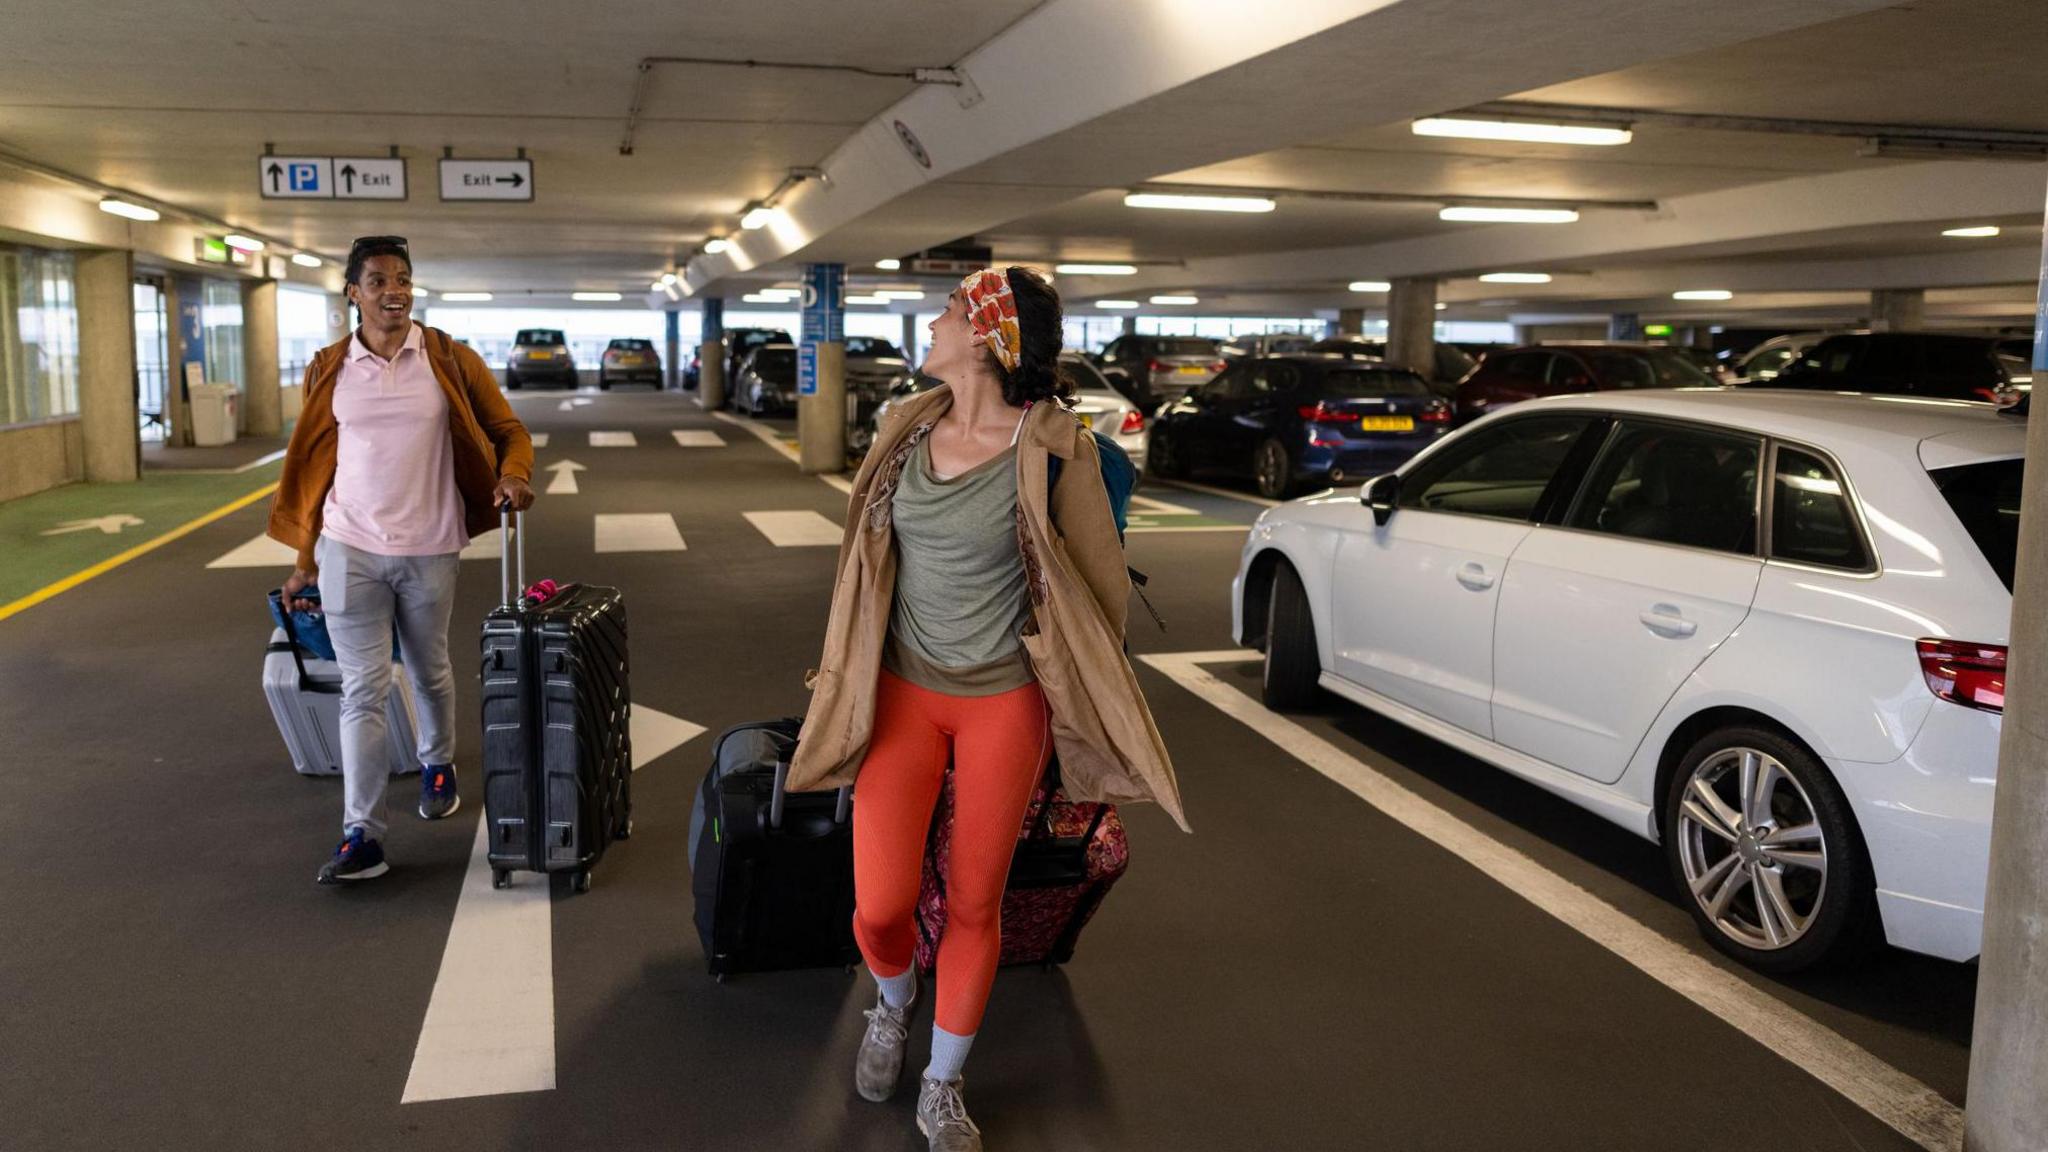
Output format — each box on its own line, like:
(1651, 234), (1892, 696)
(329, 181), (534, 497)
(1049, 428), (1163, 630)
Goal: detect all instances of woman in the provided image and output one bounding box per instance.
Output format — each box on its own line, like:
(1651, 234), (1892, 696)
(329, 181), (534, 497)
(268, 235), (535, 884)
(788, 267), (1188, 1151)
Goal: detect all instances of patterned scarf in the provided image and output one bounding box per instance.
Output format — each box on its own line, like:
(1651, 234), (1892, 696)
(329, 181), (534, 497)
(959, 268), (1021, 372)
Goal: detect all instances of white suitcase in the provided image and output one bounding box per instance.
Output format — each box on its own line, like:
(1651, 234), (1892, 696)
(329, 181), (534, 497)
(262, 627), (420, 777)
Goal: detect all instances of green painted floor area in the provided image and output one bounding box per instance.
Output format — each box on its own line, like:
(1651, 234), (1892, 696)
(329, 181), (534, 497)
(0, 463), (282, 608)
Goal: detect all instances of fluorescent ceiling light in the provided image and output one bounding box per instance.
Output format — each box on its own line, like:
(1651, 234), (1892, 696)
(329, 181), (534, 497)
(98, 197), (160, 222)
(572, 291), (623, 302)
(414, 290), (431, 299)
(1095, 300), (1139, 309)
(1478, 272), (1552, 284)
(290, 253), (322, 269)
(1125, 192), (1275, 214)
(1349, 280), (1391, 293)
(651, 280), (667, 291)
(1435, 302), (1448, 311)
(223, 234), (266, 251)
(1440, 206), (1579, 224)
(1413, 116), (1631, 147)
(875, 259), (901, 270)
(1942, 225), (2001, 238)
(1672, 289), (1733, 301)
(703, 238), (730, 255)
(875, 290), (925, 301)
(740, 292), (781, 304)
(752, 288), (799, 301)
(1055, 263), (1138, 276)
(440, 292), (493, 302)
(660, 272), (679, 286)
(1149, 294), (1198, 305)
(740, 206), (775, 230)
(845, 294), (888, 305)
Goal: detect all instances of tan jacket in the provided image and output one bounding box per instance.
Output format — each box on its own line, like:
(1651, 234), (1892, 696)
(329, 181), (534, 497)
(267, 325), (534, 571)
(788, 385), (1189, 832)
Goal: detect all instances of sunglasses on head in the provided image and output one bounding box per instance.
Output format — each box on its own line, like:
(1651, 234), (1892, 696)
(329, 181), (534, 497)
(349, 235), (409, 255)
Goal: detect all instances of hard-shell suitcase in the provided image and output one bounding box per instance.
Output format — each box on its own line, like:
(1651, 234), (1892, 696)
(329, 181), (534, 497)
(690, 718), (859, 977)
(914, 761), (1129, 974)
(262, 600), (419, 778)
(479, 508), (633, 893)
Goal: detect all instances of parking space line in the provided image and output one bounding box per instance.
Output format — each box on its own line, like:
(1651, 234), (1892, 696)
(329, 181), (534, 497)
(743, 510), (843, 547)
(594, 513), (686, 553)
(712, 411), (856, 495)
(1128, 493), (1199, 515)
(1139, 650), (1965, 1152)
(530, 433), (550, 449)
(1148, 478), (1282, 508)
(671, 430), (726, 448)
(400, 816), (555, 1104)
(589, 431), (637, 448)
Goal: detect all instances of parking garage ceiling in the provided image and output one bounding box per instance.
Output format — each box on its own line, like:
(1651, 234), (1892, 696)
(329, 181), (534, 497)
(1, 0), (2041, 327)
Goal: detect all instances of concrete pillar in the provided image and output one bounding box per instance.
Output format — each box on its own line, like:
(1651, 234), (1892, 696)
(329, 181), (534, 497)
(1608, 312), (1644, 342)
(75, 249), (139, 483)
(901, 312), (918, 366)
(1870, 288), (1924, 332)
(698, 297), (726, 409)
(664, 309), (681, 390)
(1337, 307), (1366, 335)
(797, 263), (847, 474)
(1962, 183), (2048, 1152)
(1386, 277), (1439, 379)
(241, 279), (282, 437)
(1121, 315), (1137, 336)
(164, 276), (194, 447)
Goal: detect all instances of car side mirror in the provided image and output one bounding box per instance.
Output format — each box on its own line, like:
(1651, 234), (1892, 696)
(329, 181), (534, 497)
(1363, 473), (1400, 526)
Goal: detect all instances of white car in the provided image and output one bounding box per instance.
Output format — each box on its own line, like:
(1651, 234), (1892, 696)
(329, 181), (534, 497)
(1232, 389), (2022, 970)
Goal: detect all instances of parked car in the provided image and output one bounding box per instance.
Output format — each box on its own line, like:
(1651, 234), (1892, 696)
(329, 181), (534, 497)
(1234, 389), (2023, 970)
(735, 344), (797, 415)
(597, 338), (661, 389)
(504, 327), (576, 390)
(722, 327), (793, 406)
(1672, 345), (1735, 385)
(846, 337), (915, 455)
(1309, 335), (1476, 395)
(1772, 332), (2025, 405)
(1148, 355), (1450, 499)
(1095, 334), (1226, 408)
(1454, 342), (1718, 423)
(863, 352), (1150, 470)
(1730, 332), (1836, 384)
(1222, 332), (1318, 359)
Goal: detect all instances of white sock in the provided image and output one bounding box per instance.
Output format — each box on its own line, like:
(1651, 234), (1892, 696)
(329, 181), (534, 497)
(924, 1025), (975, 1082)
(874, 967), (916, 1011)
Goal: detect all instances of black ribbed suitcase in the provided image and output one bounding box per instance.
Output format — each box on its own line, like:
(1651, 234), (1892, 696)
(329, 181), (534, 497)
(480, 508), (633, 893)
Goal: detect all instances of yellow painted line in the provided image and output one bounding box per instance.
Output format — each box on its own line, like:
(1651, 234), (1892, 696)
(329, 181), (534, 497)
(0, 482), (280, 624)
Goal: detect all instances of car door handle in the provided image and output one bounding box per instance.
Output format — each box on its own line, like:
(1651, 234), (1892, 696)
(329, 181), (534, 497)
(1639, 606), (1698, 638)
(1455, 563), (1495, 591)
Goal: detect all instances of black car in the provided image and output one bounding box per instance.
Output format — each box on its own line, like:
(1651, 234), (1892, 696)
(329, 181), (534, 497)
(1773, 332), (2025, 403)
(1309, 336), (1476, 395)
(505, 328), (576, 389)
(1094, 334), (1225, 407)
(1147, 355), (1452, 499)
(598, 338), (661, 389)
(722, 327), (793, 406)
(735, 344), (798, 416)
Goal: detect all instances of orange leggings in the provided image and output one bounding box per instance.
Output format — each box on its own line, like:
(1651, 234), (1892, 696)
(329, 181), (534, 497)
(853, 669), (1050, 1035)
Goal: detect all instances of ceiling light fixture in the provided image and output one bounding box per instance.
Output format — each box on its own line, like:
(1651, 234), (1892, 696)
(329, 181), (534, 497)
(223, 234), (266, 252)
(703, 238), (730, 254)
(291, 253), (322, 269)
(1412, 116), (1632, 147)
(1149, 294), (1199, 305)
(1095, 300), (1139, 309)
(875, 258), (901, 270)
(1478, 272), (1553, 284)
(650, 280), (667, 291)
(1054, 263), (1138, 276)
(440, 292), (493, 302)
(1125, 192), (1275, 214)
(845, 294), (888, 305)
(1349, 280), (1391, 293)
(740, 292), (781, 304)
(1435, 303), (1448, 311)
(1672, 289), (1733, 301)
(1440, 206), (1579, 224)
(660, 272), (679, 286)
(1942, 225), (2001, 238)
(414, 290), (431, 300)
(875, 290), (925, 301)
(740, 204), (775, 230)
(572, 291), (623, 302)
(98, 197), (160, 222)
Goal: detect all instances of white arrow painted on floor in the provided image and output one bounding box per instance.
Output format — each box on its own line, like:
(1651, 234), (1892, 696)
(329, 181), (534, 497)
(42, 514), (143, 536)
(543, 459), (585, 495)
(557, 399), (574, 411)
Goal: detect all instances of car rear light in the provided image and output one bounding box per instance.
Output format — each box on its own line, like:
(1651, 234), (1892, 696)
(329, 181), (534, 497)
(1147, 358), (1166, 373)
(1420, 402), (1452, 424)
(1118, 409), (1145, 435)
(1916, 639), (2006, 713)
(1209, 360), (1227, 373)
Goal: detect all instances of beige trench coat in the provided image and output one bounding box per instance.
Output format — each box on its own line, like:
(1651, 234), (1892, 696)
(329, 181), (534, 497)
(787, 385), (1189, 832)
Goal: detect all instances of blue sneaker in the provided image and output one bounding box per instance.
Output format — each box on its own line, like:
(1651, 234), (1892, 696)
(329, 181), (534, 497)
(317, 827), (388, 884)
(419, 763), (460, 820)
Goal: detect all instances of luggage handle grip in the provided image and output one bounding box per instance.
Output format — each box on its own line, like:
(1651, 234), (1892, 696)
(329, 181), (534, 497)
(766, 760), (852, 830)
(269, 588), (322, 694)
(499, 503), (527, 609)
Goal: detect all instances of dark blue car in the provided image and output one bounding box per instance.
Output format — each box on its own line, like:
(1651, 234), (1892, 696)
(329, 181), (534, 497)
(1145, 354), (1451, 499)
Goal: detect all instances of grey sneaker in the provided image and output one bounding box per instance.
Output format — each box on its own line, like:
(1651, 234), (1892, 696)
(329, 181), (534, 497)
(917, 1077), (983, 1152)
(855, 983), (916, 1103)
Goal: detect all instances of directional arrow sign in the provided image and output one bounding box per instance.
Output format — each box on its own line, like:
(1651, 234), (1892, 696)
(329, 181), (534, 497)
(42, 514), (143, 536)
(543, 459), (585, 495)
(439, 159), (535, 202)
(334, 157), (407, 200)
(258, 156), (333, 199)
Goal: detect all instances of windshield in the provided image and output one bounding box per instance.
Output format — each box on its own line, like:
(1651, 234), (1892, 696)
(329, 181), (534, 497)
(1060, 355), (1111, 392)
(610, 339), (652, 351)
(1320, 368), (1432, 398)
(1930, 458), (2023, 592)
(751, 349), (796, 379)
(738, 330), (790, 351)
(847, 337), (902, 358)
(516, 329), (565, 346)
(1312, 339), (1384, 358)
(1152, 338), (1219, 357)
(1588, 349), (1716, 388)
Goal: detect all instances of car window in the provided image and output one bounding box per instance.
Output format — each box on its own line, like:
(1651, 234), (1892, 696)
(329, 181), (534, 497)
(1549, 354), (1596, 389)
(751, 348), (796, 378)
(1743, 344), (1796, 379)
(1158, 338), (1219, 357)
(1770, 447), (1870, 570)
(1268, 336), (1314, 355)
(1862, 335), (1919, 380)
(1400, 415), (1596, 521)
(1320, 368), (1432, 398)
(1061, 355), (1110, 392)
(516, 329), (565, 346)
(1253, 363), (1300, 394)
(1199, 364), (1252, 401)
(847, 337), (902, 358)
(1809, 337), (1861, 376)
(1494, 351), (1551, 380)
(609, 339), (652, 351)
(1435, 344), (1477, 380)
(1921, 337), (1995, 380)
(1567, 421), (1760, 554)
(1930, 458), (2023, 592)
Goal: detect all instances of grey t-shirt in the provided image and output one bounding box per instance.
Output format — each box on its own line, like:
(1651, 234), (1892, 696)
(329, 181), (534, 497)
(883, 437), (1035, 696)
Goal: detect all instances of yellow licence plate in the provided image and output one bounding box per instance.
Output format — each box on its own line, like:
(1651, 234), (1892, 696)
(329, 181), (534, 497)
(1176, 364), (1207, 374)
(1359, 415), (1414, 432)
(529, 349), (553, 360)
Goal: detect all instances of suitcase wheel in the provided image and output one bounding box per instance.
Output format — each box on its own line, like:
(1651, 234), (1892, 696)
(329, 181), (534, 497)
(615, 817), (634, 841)
(492, 869), (511, 890)
(572, 869), (592, 894)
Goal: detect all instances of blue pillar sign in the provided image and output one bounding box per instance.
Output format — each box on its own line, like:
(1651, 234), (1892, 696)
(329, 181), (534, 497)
(701, 296), (724, 343)
(799, 263), (845, 397)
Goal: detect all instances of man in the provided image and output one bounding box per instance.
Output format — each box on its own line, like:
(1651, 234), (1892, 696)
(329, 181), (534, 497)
(268, 235), (536, 884)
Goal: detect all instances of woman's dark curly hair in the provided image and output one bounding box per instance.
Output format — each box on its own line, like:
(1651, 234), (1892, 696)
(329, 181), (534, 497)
(991, 266), (1074, 408)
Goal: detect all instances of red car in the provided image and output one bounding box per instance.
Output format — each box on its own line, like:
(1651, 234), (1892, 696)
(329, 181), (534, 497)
(1453, 343), (1719, 423)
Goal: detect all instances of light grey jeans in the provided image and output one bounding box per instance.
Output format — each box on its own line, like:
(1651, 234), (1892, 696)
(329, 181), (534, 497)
(318, 534), (461, 839)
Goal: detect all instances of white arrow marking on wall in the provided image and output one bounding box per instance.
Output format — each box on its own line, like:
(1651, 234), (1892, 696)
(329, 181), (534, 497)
(543, 460), (585, 495)
(42, 514), (143, 536)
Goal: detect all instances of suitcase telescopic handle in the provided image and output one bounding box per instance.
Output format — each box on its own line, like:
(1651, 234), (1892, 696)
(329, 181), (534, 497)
(766, 760), (852, 830)
(269, 589), (320, 694)
(498, 504), (527, 609)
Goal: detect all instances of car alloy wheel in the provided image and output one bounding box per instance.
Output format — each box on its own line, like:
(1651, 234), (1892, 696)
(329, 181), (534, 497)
(1256, 439), (1294, 500)
(1675, 746), (1828, 953)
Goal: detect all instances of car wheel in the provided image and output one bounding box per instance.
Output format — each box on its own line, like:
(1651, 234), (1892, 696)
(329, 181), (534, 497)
(1148, 427), (1187, 479)
(598, 372), (611, 390)
(1255, 439), (1296, 500)
(1662, 725), (1874, 972)
(505, 371), (520, 390)
(1262, 562), (1322, 710)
